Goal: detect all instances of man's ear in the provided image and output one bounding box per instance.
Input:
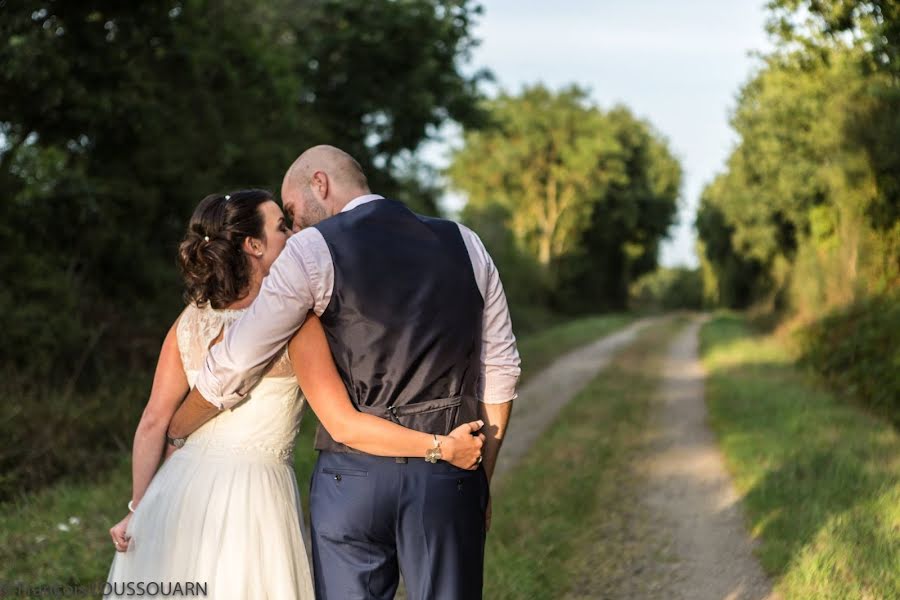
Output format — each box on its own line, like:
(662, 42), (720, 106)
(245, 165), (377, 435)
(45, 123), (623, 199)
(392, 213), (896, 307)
(312, 170), (330, 200)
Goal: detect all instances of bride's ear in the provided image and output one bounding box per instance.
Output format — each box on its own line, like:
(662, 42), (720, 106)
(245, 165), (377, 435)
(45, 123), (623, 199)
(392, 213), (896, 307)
(242, 236), (265, 259)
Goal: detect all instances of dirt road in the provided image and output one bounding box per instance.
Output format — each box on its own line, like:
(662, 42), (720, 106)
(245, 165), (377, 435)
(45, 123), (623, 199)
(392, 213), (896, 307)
(493, 317), (661, 481)
(634, 317), (778, 600)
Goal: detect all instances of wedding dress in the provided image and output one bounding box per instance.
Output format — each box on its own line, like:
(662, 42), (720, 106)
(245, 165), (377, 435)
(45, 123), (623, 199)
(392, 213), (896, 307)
(104, 303), (313, 599)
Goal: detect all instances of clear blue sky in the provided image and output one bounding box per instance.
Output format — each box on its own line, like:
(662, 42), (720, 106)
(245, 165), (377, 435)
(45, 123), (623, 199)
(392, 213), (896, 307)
(429, 0), (772, 267)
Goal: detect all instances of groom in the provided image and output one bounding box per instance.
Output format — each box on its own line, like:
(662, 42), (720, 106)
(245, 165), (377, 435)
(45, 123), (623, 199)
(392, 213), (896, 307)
(168, 145), (520, 599)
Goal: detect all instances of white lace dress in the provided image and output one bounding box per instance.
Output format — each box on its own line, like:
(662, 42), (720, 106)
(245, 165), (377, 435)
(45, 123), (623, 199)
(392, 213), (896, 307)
(104, 304), (313, 599)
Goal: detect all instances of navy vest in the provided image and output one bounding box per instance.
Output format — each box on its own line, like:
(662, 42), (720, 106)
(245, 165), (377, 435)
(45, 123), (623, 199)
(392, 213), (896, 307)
(312, 199), (484, 452)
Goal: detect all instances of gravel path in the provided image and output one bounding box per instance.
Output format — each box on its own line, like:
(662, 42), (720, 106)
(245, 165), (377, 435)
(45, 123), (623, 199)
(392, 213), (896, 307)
(634, 316), (779, 600)
(492, 316), (661, 482)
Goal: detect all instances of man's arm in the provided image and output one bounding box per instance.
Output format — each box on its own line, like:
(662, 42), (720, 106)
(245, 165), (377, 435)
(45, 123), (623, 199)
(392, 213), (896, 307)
(167, 228), (332, 440)
(166, 388), (222, 439)
(479, 400), (512, 484)
(459, 224), (521, 531)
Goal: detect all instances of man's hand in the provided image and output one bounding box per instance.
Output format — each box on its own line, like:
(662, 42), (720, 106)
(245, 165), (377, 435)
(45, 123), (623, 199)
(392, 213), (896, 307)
(442, 420), (486, 470)
(167, 387), (222, 440)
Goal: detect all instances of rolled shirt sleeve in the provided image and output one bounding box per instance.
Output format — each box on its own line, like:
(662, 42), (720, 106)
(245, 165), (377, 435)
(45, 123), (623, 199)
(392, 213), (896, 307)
(194, 228), (334, 409)
(458, 224), (522, 404)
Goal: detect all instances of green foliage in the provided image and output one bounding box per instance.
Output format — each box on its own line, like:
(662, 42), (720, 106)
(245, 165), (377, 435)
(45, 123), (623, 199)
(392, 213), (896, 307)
(697, 1), (900, 314)
(0, 371), (149, 502)
(799, 292), (900, 425)
(556, 106), (683, 312)
(0, 0), (487, 494)
(629, 267), (704, 311)
(460, 202), (553, 328)
(0, 1), (486, 383)
(695, 1), (900, 434)
(451, 85), (626, 267)
(701, 314), (900, 599)
(449, 85), (681, 313)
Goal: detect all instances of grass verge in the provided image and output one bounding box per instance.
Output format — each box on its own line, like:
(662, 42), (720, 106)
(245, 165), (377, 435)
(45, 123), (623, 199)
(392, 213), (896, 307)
(1, 313), (634, 586)
(701, 313), (900, 600)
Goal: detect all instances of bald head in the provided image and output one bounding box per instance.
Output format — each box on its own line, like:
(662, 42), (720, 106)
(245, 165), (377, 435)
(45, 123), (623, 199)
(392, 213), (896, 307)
(285, 145), (369, 192)
(282, 145), (370, 231)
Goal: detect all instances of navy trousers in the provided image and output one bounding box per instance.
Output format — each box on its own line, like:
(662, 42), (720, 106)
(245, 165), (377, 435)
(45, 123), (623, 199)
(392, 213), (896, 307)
(309, 451), (489, 600)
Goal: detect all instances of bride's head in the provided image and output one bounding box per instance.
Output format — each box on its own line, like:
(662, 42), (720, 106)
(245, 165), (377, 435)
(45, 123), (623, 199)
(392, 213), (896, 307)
(178, 189), (292, 309)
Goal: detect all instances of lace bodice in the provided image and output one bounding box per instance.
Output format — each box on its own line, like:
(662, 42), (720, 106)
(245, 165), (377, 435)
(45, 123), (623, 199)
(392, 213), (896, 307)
(176, 303), (293, 377)
(175, 303), (304, 462)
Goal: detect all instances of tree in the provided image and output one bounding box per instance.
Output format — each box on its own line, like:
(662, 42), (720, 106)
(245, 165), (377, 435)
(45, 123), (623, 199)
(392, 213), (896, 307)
(449, 85), (625, 269)
(559, 106), (682, 310)
(448, 85), (681, 311)
(0, 0), (492, 497)
(0, 0), (487, 384)
(697, 1), (899, 314)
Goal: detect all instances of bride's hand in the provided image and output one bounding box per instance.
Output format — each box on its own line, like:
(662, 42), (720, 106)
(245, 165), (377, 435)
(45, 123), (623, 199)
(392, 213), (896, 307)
(441, 420), (486, 470)
(109, 513), (132, 553)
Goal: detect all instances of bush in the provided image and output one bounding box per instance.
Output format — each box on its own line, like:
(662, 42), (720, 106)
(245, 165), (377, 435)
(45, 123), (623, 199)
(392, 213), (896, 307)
(0, 370), (149, 502)
(629, 267), (704, 311)
(799, 292), (900, 426)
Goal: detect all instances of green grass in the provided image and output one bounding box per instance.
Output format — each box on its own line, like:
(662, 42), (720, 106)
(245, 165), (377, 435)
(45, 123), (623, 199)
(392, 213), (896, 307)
(701, 313), (900, 600)
(0, 424), (320, 587)
(483, 320), (679, 599)
(0, 313), (634, 586)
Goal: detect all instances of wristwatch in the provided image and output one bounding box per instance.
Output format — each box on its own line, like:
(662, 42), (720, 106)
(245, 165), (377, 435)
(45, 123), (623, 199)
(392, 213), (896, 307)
(424, 434), (442, 464)
(166, 434), (186, 448)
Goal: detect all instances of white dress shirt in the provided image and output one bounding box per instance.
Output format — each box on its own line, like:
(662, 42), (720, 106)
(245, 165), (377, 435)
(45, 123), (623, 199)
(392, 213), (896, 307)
(195, 195), (521, 409)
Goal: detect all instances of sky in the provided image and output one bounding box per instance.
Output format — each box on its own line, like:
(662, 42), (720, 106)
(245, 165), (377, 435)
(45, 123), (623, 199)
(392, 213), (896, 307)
(428, 0), (773, 267)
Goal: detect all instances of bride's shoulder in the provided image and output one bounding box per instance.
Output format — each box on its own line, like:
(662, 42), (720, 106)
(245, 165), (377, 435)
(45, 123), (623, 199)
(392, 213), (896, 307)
(174, 303), (219, 351)
(175, 302), (202, 332)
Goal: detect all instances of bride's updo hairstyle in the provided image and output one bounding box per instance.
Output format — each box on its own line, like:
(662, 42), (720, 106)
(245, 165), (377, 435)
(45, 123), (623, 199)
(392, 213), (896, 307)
(178, 189), (274, 309)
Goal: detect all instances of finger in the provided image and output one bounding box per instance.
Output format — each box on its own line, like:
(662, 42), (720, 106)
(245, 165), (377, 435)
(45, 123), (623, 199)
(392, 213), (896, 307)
(458, 420), (484, 433)
(477, 433), (486, 443)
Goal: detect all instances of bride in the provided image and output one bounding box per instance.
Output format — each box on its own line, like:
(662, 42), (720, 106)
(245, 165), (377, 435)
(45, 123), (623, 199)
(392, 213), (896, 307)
(104, 189), (484, 599)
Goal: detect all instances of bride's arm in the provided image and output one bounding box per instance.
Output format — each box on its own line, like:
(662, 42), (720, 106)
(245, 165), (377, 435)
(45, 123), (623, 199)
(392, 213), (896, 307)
(130, 318), (190, 506)
(289, 314), (485, 468)
(110, 317), (189, 552)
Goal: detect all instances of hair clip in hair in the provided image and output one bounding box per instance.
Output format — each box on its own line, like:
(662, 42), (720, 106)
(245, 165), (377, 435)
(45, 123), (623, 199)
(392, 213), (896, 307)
(203, 236), (210, 242)
(225, 194), (231, 201)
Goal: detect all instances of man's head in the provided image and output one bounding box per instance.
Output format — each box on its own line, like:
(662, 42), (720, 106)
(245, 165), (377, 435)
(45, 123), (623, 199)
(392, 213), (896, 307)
(281, 145), (370, 231)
